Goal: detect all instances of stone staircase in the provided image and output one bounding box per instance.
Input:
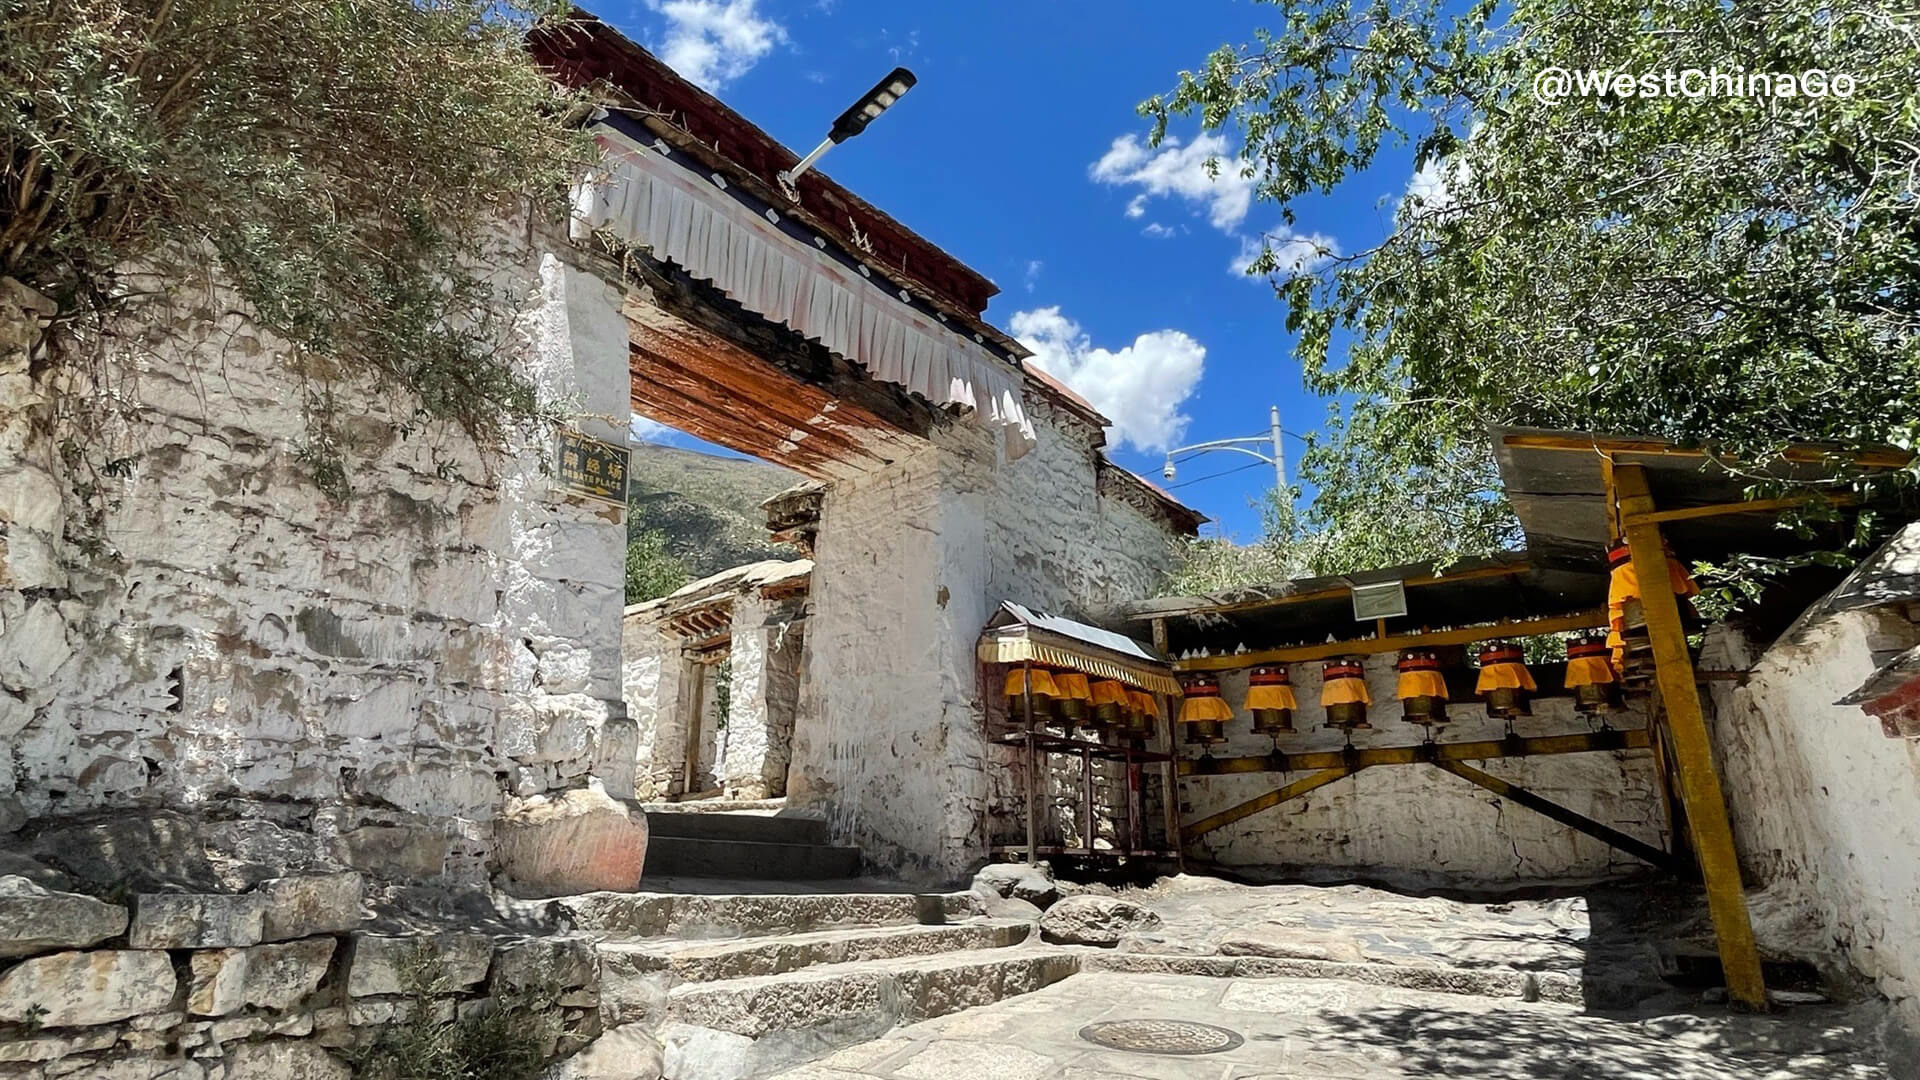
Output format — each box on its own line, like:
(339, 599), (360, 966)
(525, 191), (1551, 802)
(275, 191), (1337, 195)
(557, 890), (1076, 1079)
(643, 808), (863, 881)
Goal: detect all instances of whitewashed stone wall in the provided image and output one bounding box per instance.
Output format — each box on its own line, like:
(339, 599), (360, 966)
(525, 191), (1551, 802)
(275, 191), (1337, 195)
(790, 392), (1187, 881)
(0, 226), (632, 877)
(1704, 606), (1920, 1030)
(1182, 656), (1664, 885)
(621, 610), (687, 801)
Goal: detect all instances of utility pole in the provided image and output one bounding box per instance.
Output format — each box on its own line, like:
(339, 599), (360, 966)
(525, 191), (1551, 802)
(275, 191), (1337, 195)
(1270, 405), (1287, 494)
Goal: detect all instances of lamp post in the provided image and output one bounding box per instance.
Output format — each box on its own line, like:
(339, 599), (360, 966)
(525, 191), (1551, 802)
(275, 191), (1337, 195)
(778, 67), (917, 196)
(1162, 406), (1294, 495)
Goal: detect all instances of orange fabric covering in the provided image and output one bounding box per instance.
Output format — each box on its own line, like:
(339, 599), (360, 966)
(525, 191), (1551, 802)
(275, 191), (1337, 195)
(1090, 680), (1131, 707)
(1178, 694), (1235, 723)
(1129, 690), (1159, 715)
(1004, 668), (1059, 698)
(1395, 671), (1449, 700)
(1475, 663), (1538, 693)
(1053, 672), (1093, 702)
(1565, 656), (1617, 688)
(1245, 684), (1298, 711)
(1321, 677), (1371, 707)
(1608, 552), (1701, 625)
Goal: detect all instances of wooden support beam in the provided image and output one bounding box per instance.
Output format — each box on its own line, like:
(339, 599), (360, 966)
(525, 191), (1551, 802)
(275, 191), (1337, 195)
(1128, 562), (1526, 622)
(1173, 609), (1609, 672)
(1617, 463), (1767, 1009)
(1501, 432), (1911, 470)
(1178, 728), (1649, 776)
(1429, 759), (1681, 872)
(1620, 493), (1858, 528)
(1183, 765), (1362, 840)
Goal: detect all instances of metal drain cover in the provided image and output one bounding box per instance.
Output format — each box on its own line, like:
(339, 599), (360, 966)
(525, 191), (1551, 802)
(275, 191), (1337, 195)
(1078, 1019), (1245, 1056)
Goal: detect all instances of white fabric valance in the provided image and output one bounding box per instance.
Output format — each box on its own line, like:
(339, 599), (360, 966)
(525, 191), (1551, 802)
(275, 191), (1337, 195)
(573, 132), (1035, 459)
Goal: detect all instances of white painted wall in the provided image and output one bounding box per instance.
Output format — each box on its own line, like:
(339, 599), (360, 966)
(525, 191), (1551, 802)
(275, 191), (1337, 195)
(1178, 655), (1665, 885)
(1705, 608), (1920, 1028)
(0, 230), (632, 876)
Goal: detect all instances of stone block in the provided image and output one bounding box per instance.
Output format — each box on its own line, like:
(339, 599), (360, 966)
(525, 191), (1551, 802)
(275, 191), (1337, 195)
(0, 875), (129, 957)
(188, 937), (335, 1016)
(338, 825), (451, 881)
(222, 1041), (349, 1080)
(345, 932), (493, 997)
(971, 863), (1058, 908)
(494, 787), (648, 896)
(257, 872), (364, 941)
(0, 1027), (117, 1063)
(1037, 895), (1162, 947)
(130, 893), (265, 949)
(491, 936), (597, 995)
(0, 949), (177, 1026)
(187, 950), (248, 1016)
(54, 1056), (206, 1080)
(550, 1024), (663, 1080)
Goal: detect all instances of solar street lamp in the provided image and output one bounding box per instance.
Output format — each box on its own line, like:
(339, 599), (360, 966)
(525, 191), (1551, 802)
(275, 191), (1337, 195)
(779, 67), (917, 192)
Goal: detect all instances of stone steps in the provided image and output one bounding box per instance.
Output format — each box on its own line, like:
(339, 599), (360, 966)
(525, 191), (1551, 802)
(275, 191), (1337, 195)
(549, 889), (981, 938)
(653, 946), (1080, 1079)
(644, 810), (830, 846)
(602, 918), (1034, 985)
(644, 836), (861, 880)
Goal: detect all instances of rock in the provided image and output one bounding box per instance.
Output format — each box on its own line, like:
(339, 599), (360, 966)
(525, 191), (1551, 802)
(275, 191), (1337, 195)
(339, 826), (451, 881)
(973, 892), (1043, 921)
(0, 949), (176, 1026)
(1116, 932), (1217, 956)
(223, 1041), (350, 1080)
(0, 875), (128, 957)
(257, 872), (364, 941)
(189, 937), (336, 1016)
(346, 932), (493, 996)
(971, 863), (1058, 908)
(550, 1025), (664, 1080)
(0, 1026), (117, 1063)
(493, 936), (598, 994)
(1038, 894), (1162, 946)
(130, 893), (265, 949)
(1217, 930), (1367, 964)
(494, 788), (649, 896)
(56, 1056), (206, 1080)
(0, 851), (74, 889)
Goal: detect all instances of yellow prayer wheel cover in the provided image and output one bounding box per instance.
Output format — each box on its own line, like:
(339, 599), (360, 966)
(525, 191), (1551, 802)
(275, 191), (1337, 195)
(1474, 663), (1538, 693)
(1003, 668), (1060, 699)
(1053, 672), (1093, 702)
(1178, 695), (1235, 724)
(1321, 677), (1371, 707)
(1395, 670), (1449, 701)
(1090, 680), (1131, 707)
(1564, 655), (1618, 688)
(1128, 690), (1158, 715)
(1244, 684), (1298, 711)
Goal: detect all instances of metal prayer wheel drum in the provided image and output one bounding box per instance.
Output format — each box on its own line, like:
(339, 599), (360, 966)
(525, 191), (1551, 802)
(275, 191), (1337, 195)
(1178, 676), (1232, 744)
(1003, 667), (1059, 721)
(1395, 649), (1449, 726)
(1089, 680), (1131, 726)
(1245, 665), (1296, 734)
(1476, 643), (1535, 718)
(1127, 690), (1159, 737)
(1564, 637), (1623, 714)
(1053, 672), (1093, 723)
(1320, 659), (1372, 730)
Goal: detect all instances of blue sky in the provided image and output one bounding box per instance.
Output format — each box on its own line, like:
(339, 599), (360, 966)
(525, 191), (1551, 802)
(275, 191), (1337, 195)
(612, 0), (1433, 540)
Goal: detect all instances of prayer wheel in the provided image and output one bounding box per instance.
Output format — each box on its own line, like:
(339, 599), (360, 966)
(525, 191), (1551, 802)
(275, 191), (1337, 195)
(1245, 665), (1297, 734)
(1320, 659), (1372, 730)
(1177, 676), (1233, 744)
(1089, 679), (1131, 726)
(1395, 649), (1449, 726)
(1127, 689), (1159, 737)
(1003, 666), (1059, 720)
(1476, 642), (1536, 718)
(1564, 637), (1622, 714)
(1053, 672), (1093, 723)
(1606, 540), (1699, 669)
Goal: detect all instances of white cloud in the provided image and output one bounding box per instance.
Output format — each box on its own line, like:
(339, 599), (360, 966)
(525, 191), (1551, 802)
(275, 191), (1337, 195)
(1399, 154), (1471, 222)
(651, 0), (787, 90)
(1230, 227), (1339, 281)
(1011, 306), (1206, 454)
(1091, 134), (1254, 232)
(1141, 222), (1177, 239)
(1023, 260), (1043, 292)
(630, 415), (675, 444)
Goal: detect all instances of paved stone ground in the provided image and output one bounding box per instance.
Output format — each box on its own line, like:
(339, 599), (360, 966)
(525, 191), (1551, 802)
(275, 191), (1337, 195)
(768, 970), (1894, 1079)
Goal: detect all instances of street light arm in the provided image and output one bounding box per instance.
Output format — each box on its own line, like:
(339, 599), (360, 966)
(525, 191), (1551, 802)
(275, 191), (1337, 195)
(1165, 443), (1281, 466)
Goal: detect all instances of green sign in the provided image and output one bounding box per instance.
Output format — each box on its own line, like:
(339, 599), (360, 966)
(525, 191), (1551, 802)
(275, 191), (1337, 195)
(557, 430), (629, 505)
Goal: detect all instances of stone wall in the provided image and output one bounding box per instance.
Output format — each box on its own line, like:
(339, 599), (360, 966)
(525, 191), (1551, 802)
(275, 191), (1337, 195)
(1704, 595), (1920, 1029)
(1179, 656), (1664, 886)
(789, 393), (1188, 881)
(0, 223), (633, 881)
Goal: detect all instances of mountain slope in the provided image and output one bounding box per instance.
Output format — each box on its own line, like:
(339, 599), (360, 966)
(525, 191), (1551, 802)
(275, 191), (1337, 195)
(626, 443), (801, 584)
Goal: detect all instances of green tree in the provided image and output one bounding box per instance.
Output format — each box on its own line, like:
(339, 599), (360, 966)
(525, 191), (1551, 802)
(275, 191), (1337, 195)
(624, 528), (690, 604)
(2, 0), (590, 495)
(1147, 0), (1920, 584)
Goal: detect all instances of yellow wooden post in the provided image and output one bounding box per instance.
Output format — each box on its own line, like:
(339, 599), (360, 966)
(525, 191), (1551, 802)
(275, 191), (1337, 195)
(1615, 464), (1767, 1009)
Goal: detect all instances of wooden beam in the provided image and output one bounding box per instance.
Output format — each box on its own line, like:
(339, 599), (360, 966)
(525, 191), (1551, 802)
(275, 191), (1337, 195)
(1172, 609), (1609, 672)
(1617, 463), (1767, 1009)
(1178, 728), (1650, 776)
(1620, 493), (1859, 528)
(1430, 759), (1681, 872)
(1129, 563), (1526, 622)
(1182, 766), (1362, 840)
(1501, 432), (1910, 470)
